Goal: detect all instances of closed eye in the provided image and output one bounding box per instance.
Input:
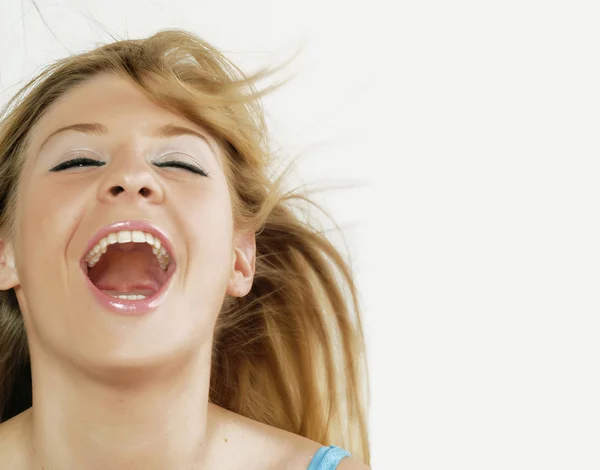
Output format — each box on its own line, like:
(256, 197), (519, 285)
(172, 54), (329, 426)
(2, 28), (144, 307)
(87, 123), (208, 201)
(49, 157), (105, 172)
(48, 157), (209, 176)
(153, 160), (209, 176)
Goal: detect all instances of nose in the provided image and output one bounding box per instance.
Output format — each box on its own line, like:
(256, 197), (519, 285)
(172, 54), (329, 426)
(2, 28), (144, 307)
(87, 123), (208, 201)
(97, 157), (164, 205)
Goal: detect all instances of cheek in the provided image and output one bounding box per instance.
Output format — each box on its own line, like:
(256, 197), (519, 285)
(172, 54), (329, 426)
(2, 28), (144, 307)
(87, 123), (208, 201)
(176, 180), (234, 254)
(19, 175), (87, 236)
(15, 177), (87, 301)
(178, 189), (234, 308)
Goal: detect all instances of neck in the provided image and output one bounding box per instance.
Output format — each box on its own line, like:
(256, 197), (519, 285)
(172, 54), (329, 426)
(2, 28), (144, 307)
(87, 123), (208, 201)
(25, 342), (217, 470)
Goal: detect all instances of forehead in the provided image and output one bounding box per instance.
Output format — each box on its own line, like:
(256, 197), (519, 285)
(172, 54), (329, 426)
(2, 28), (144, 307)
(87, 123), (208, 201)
(28, 73), (219, 155)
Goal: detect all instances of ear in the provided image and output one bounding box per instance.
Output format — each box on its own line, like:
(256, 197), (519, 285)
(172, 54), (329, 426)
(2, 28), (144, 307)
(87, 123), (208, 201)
(226, 229), (256, 298)
(0, 239), (19, 290)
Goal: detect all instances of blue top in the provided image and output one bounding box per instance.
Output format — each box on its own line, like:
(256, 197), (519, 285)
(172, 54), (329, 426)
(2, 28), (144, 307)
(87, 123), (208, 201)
(308, 445), (351, 469)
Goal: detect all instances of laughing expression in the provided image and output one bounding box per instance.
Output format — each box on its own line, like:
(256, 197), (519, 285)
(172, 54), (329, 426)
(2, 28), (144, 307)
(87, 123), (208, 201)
(7, 72), (255, 372)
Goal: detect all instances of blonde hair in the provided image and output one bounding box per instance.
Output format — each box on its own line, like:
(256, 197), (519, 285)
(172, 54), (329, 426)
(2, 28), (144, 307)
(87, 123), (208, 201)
(0, 29), (370, 465)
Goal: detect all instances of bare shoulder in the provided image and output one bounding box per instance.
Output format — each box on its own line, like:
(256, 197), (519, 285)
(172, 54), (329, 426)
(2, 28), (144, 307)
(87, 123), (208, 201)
(338, 458), (372, 470)
(0, 409), (30, 469)
(208, 403), (321, 469)
(0, 408), (28, 443)
(268, 432), (371, 470)
(209, 404), (369, 470)
(272, 432), (371, 470)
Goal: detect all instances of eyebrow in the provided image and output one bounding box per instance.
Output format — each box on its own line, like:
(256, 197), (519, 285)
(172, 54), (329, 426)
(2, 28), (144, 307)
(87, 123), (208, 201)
(37, 122), (216, 158)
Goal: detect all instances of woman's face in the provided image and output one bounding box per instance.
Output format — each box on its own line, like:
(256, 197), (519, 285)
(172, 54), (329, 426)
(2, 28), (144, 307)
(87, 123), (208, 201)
(3, 73), (255, 375)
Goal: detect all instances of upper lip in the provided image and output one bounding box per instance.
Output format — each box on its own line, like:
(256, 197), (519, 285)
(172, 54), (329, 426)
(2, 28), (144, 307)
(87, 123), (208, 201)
(81, 220), (176, 265)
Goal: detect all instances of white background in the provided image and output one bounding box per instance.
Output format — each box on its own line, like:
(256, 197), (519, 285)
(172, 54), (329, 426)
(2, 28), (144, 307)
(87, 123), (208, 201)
(1, 1), (599, 468)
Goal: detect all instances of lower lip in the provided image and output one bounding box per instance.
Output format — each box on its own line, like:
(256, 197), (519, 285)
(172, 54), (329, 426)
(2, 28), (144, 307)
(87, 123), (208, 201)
(80, 263), (176, 315)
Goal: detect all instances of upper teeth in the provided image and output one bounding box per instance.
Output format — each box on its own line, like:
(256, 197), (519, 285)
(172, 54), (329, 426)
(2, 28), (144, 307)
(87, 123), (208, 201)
(85, 230), (171, 270)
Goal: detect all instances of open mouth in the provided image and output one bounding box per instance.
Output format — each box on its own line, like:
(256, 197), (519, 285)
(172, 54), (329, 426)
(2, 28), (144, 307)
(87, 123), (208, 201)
(81, 227), (176, 313)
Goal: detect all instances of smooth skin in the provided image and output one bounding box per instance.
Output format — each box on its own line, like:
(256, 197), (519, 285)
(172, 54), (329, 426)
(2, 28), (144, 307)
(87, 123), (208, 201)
(0, 74), (368, 469)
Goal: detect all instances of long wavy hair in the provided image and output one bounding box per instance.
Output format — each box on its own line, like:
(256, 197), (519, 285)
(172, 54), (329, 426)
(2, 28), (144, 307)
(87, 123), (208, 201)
(0, 29), (370, 465)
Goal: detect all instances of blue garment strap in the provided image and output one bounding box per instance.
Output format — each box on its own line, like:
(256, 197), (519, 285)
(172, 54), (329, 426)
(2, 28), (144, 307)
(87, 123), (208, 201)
(307, 445), (351, 470)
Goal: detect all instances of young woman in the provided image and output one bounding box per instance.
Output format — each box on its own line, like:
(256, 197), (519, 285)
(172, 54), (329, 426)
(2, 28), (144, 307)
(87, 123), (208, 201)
(0, 29), (370, 469)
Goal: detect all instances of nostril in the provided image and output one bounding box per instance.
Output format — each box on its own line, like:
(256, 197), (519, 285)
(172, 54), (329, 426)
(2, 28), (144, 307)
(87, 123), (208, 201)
(110, 186), (125, 197)
(139, 187), (151, 197)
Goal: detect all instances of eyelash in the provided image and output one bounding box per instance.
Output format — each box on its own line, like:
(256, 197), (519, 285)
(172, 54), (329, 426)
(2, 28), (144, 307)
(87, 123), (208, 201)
(49, 157), (209, 176)
(155, 161), (209, 176)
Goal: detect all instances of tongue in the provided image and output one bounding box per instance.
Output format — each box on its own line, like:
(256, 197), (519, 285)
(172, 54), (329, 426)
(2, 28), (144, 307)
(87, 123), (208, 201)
(87, 248), (166, 294)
